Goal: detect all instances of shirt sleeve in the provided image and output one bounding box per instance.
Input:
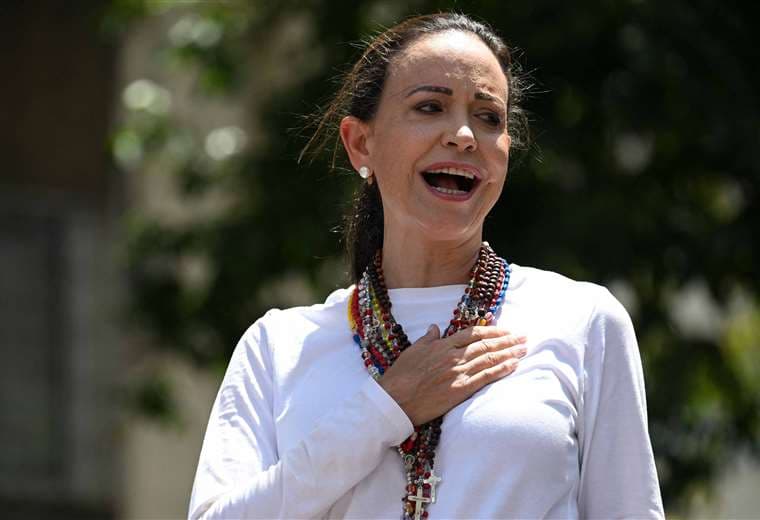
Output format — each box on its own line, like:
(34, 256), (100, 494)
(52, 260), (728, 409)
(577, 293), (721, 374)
(187, 313), (414, 519)
(577, 287), (665, 519)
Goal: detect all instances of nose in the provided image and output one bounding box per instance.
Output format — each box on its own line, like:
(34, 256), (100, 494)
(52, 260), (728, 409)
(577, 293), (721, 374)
(443, 124), (477, 152)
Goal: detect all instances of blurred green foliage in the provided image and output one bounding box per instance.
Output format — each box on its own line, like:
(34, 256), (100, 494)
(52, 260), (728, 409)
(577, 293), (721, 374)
(108, 0), (760, 512)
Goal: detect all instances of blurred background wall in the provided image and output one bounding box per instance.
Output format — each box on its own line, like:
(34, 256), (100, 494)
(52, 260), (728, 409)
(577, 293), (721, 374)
(1, 1), (758, 519)
(0, 2), (124, 517)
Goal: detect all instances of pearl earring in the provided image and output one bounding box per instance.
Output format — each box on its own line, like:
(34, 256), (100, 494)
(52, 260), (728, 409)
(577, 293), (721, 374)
(358, 166), (371, 179)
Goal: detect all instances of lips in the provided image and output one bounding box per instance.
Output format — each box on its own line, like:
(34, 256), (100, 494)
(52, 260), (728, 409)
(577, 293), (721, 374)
(420, 163), (481, 198)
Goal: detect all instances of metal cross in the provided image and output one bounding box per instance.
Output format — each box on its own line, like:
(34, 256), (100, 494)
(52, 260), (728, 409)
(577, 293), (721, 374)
(407, 485), (431, 520)
(422, 470), (442, 503)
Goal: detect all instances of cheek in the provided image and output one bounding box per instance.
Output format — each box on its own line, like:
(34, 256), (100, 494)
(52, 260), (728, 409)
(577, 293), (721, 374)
(483, 134), (511, 173)
(387, 129), (435, 158)
(371, 120), (434, 182)
(497, 133), (511, 159)
(483, 136), (511, 197)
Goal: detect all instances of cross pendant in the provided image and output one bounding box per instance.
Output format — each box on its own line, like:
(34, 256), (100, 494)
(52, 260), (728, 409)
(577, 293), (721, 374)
(407, 486), (431, 520)
(422, 470), (442, 503)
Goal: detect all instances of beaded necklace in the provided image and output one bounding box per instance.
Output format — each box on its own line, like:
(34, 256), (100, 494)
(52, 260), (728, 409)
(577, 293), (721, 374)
(348, 242), (511, 520)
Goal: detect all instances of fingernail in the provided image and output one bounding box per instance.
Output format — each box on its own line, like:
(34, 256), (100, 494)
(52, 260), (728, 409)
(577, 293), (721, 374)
(516, 347), (528, 357)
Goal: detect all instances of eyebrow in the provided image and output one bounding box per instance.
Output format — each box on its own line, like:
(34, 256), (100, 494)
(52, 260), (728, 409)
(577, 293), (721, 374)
(405, 84), (505, 106)
(405, 85), (452, 97)
(475, 91), (503, 105)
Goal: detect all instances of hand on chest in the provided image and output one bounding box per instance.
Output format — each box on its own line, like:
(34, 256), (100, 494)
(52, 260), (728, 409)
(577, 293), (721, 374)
(277, 336), (582, 465)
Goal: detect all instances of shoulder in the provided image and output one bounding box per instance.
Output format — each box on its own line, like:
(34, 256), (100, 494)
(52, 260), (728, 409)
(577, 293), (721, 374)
(256, 285), (352, 325)
(510, 264), (624, 325)
(511, 263), (604, 297)
(225, 286), (354, 378)
(511, 266), (641, 382)
(239, 286), (354, 348)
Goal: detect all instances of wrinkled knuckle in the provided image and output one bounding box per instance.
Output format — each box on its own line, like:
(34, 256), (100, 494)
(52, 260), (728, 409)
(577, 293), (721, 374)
(449, 363), (466, 374)
(452, 375), (469, 390)
(471, 327), (486, 340)
(495, 334), (510, 347)
(483, 366), (499, 379)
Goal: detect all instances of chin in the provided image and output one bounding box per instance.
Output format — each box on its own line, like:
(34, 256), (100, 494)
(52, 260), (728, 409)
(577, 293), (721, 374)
(414, 214), (481, 243)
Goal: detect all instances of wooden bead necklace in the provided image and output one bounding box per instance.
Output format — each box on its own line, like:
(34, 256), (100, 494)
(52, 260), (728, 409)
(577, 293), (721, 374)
(348, 242), (511, 520)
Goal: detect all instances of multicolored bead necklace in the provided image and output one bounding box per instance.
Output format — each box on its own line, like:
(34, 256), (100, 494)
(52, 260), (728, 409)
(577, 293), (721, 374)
(348, 242), (511, 520)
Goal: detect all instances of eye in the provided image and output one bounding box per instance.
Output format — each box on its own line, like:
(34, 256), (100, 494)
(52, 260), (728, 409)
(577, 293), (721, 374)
(415, 101), (443, 113)
(477, 111), (502, 127)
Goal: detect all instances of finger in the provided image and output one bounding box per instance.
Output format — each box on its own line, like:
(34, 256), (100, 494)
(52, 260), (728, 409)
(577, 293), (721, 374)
(464, 358), (519, 390)
(413, 324), (440, 347)
(445, 325), (511, 349)
(459, 335), (527, 362)
(426, 324), (441, 339)
(461, 344), (526, 374)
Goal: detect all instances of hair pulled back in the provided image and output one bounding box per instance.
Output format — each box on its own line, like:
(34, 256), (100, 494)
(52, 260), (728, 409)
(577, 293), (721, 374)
(301, 12), (529, 283)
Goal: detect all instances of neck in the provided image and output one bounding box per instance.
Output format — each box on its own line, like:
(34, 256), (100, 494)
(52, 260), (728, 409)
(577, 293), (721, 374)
(380, 227), (484, 289)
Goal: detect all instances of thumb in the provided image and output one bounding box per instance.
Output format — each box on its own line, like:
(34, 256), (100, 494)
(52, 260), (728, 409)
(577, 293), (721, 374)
(424, 323), (441, 340)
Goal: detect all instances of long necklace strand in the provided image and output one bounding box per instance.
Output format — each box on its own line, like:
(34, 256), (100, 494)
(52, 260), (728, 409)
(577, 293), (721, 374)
(348, 242), (511, 520)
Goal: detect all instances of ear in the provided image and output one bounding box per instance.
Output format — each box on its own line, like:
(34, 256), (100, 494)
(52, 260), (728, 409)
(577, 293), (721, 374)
(339, 115), (372, 172)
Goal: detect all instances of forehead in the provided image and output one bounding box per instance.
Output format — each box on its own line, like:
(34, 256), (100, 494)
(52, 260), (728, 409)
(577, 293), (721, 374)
(388, 30), (507, 95)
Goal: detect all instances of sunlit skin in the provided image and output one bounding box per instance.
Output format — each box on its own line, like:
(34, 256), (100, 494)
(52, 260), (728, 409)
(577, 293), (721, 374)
(340, 30), (511, 288)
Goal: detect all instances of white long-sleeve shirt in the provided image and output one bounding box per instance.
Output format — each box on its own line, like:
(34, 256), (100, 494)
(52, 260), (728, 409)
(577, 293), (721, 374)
(188, 264), (664, 519)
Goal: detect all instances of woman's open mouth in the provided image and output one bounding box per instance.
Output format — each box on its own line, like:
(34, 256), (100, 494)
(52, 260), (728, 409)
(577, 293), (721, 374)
(421, 166), (479, 198)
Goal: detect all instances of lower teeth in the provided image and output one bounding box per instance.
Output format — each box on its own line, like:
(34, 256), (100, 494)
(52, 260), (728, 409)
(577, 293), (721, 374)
(432, 186), (467, 195)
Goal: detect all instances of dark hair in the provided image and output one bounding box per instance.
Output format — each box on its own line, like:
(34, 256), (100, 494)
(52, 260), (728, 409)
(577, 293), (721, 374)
(301, 12), (529, 283)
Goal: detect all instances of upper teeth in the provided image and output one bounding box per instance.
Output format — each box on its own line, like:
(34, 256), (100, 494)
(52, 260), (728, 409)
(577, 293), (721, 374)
(426, 167), (475, 180)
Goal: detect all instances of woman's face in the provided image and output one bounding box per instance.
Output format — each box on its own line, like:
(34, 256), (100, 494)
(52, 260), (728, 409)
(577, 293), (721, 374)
(366, 30), (511, 243)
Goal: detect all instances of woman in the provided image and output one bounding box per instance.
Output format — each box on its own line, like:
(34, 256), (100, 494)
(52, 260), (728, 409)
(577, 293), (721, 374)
(189, 13), (664, 520)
